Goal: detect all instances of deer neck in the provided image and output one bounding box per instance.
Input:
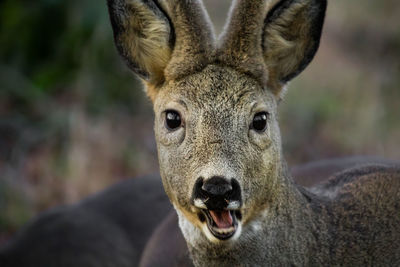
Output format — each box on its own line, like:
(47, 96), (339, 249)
(177, 164), (320, 266)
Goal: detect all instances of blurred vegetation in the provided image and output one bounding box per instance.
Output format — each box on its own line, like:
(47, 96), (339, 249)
(0, 0), (399, 243)
(0, 0), (156, 240)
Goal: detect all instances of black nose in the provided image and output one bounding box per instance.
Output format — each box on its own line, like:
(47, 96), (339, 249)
(192, 176), (241, 210)
(202, 176), (232, 197)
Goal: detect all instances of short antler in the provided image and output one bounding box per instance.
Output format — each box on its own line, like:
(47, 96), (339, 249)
(218, 0), (279, 87)
(161, 0), (216, 81)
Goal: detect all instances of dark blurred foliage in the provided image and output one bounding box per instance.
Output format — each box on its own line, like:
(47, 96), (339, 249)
(0, 0), (155, 240)
(0, 0), (399, 243)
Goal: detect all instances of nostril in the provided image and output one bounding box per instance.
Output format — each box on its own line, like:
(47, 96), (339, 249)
(194, 177), (204, 191)
(202, 176), (233, 197)
(230, 178), (241, 201)
(192, 177), (207, 202)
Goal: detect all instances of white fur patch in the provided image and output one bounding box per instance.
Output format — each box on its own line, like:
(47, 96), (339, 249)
(202, 224), (221, 244)
(195, 162), (237, 182)
(194, 198), (207, 209)
(227, 200), (241, 210)
(231, 222), (242, 241)
(250, 220), (263, 232)
(202, 222), (243, 244)
(176, 209), (204, 246)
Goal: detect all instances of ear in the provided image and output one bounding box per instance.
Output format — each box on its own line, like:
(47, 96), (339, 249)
(263, 0), (327, 90)
(108, 0), (215, 100)
(107, 0), (173, 85)
(219, 0), (327, 96)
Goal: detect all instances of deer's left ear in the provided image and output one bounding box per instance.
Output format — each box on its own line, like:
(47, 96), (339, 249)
(263, 0), (327, 90)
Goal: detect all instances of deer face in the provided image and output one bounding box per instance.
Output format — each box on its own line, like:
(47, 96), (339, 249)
(108, 0), (326, 242)
(154, 65), (282, 241)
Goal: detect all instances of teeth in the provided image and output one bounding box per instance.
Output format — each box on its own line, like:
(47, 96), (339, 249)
(212, 226), (235, 235)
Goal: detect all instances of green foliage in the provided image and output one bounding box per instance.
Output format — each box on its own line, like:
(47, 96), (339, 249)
(0, 0), (145, 117)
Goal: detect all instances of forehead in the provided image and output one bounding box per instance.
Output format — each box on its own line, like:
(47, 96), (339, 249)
(158, 64), (276, 110)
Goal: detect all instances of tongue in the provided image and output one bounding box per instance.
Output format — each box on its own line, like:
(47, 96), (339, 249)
(209, 210), (233, 229)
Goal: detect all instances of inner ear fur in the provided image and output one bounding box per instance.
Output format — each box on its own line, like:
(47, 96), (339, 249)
(263, 0), (327, 92)
(108, 0), (215, 100)
(107, 0), (173, 85)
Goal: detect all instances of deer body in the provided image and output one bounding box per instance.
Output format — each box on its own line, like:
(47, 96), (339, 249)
(0, 175), (172, 267)
(1, 160), (398, 267)
(106, 0), (400, 266)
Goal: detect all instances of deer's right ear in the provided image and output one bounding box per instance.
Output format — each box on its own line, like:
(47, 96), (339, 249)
(107, 0), (173, 85)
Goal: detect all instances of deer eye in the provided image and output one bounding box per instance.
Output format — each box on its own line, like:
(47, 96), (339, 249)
(165, 110), (182, 131)
(251, 112), (268, 132)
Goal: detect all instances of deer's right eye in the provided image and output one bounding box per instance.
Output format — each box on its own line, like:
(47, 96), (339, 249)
(165, 110), (182, 131)
(251, 112), (268, 132)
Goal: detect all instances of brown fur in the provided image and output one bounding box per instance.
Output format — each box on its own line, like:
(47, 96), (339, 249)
(122, 1), (171, 83)
(318, 166), (400, 265)
(108, 0), (215, 91)
(107, 0), (400, 266)
(108, 0), (324, 98)
(217, 0), (274, 88)
(217, 0), (327, 96)
(160, 0), (215, 83)
(108, 0), (172, 84)
(139, 157), (398, 267)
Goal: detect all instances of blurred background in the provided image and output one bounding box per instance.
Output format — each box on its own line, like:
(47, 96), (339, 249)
(0, 0), (399, 244)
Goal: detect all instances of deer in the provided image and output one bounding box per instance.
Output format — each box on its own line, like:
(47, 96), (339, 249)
(138, 161), (400, 267)
(1, 157), (396, 267)
(1, 0), (399, 266)
(105, 0), (400, 266)
(0, 174), (172, 267)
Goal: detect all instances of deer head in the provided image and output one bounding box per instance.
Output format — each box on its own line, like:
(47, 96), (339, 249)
(108, 0), (327, 243)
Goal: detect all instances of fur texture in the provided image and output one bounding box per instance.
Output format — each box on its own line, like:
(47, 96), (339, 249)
(1, 2), (398, 266)
(107, 0), (400, 266)
(0, 175), (172, 267)
(263, 0), (327, 92)
(139, 157), (400, 267)
(108, 0), (325, 99)
(107, 0), (172, 84)
(108, 0), (215, 97)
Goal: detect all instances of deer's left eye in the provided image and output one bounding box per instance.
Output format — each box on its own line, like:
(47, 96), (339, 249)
(165, 110), (182, 131)
(251, 112), (268, 132)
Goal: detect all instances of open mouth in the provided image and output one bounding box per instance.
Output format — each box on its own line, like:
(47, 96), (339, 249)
(191, 177), (243, 240)
(201, 209), (240, 240)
